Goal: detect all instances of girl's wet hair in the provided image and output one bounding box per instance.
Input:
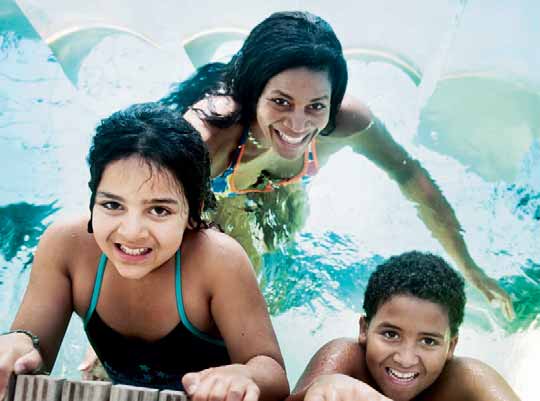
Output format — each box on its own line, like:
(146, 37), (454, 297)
(161, 11), (348, 135)
(87, 102), (215, 232)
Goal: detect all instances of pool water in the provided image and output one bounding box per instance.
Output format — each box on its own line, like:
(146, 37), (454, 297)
(1, 1), (539, 399)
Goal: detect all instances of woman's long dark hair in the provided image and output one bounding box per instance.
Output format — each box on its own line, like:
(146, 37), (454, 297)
(161, 11), (348, 135)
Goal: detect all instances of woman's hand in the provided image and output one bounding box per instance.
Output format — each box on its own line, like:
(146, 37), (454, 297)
(0, 332), (44, 400)
(182, 364), (260, 401)
(304, 374), (391, 401)
(467, 268), (515, 321)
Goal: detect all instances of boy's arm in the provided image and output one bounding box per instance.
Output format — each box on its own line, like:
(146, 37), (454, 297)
(287, 338), (390, 401)
(420, 357), (521, 401)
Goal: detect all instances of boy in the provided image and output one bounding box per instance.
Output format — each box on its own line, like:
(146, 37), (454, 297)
(288, 251), (520, 401)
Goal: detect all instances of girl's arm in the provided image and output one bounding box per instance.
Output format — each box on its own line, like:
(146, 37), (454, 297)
(327, 97), (514, 320)
(0, 221), (75, 398)
(182, 232), (289, 401)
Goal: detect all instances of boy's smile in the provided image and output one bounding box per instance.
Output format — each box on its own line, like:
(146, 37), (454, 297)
(359, 295), (458, 401)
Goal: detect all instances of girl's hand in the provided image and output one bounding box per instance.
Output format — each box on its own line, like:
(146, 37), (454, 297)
(304, 374), (391, 401)
(0, 333), (44, 400)
(182, 364), (260, 401)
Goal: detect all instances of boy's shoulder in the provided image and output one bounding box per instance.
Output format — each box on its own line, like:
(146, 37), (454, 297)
(419, 357), (519, 401)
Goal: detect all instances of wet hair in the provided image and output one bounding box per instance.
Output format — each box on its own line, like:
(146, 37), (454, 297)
(161, 11), (348, 135)
(86, 102), (215, 232)
(363, 251), (466, 336)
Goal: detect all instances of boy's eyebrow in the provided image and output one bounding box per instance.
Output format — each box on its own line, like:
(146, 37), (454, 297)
(377, 322), (445, 339)
(271, 89), (330, 102)
(96, 191), (179, 205)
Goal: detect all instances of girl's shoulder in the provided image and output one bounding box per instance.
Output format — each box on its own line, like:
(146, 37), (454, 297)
(182, 228), (253, 275)
(38, 214), (100, 268)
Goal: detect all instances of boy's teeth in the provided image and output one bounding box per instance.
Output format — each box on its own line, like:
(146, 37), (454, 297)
(388, 368), (417, 381)
(119, 245), (150, 256)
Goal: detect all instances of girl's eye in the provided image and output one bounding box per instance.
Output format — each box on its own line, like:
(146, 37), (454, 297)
(309, 102), (327, 111)
(271, 98), (290, 107)
(101, 201), (122, 211)
(150, 206), (171, 217)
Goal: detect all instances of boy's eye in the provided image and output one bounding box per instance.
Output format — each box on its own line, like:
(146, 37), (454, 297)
(150, 206), (171, 217)
(101, 201), (122, 211)
(382, 330), (399, 340)
(420, 337), (439, 347)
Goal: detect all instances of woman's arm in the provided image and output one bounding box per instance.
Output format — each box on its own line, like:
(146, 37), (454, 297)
(329, 97), (514, 320)
(0, 221), (75, 398)
(182, 232), (289, 401)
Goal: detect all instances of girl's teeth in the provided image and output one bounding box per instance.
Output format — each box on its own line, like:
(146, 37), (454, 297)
(119, 245), (150, 256)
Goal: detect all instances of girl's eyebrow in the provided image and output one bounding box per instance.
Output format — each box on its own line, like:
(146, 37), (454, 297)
(96, 191), (123, 201)
(97, 191), (179, 205)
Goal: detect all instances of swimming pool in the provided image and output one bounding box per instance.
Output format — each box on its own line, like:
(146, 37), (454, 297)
(1, 0), (539, 399)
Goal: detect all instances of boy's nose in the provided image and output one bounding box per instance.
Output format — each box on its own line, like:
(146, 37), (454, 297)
(393, 345), (420, 368)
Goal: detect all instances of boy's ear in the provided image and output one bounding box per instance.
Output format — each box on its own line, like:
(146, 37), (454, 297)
(358, 315), (368, 345)
(446, 335), (459, 360)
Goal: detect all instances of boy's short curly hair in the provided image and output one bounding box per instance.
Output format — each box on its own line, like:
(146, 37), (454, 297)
(363, 251), (466, 336)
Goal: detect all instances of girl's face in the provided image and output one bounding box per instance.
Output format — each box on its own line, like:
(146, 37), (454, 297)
(253, 67), (331, 160)
(92, 156), (189, 280)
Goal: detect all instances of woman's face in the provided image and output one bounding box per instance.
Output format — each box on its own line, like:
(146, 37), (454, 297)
(254, 67), (332, 160)
(92, 156), (189, 280)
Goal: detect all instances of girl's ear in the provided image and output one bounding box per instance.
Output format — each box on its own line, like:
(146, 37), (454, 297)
(358, 315), (368, 346)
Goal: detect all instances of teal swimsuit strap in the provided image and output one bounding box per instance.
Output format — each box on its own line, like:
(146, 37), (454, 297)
(84, 253), (107, 326)
(175, 250), (226, 346)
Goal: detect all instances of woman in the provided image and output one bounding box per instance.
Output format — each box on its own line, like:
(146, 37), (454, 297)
(160, 11), (513, 319)
(0, 103), (289, 401)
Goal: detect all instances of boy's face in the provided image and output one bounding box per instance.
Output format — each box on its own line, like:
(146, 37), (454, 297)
(359, 295), (458, 401)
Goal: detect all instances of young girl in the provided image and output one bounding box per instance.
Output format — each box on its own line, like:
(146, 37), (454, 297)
(0, 103), (289, 401)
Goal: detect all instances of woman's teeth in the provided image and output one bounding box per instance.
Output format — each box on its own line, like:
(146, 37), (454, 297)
(119, 244), (151, 256)
(275, 129), (306, 145)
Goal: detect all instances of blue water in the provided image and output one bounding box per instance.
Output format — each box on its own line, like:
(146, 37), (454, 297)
(1, 2), (540, 399)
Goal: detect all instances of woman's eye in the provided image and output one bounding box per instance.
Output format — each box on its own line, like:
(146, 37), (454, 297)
(150, 206), (171, 217)
(101, 201), (122, 210)
(272, 98), (290, 107)
(309, 102), (327, 111)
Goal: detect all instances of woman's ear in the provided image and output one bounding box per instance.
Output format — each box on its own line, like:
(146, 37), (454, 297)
(358, 315), (368, 346)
